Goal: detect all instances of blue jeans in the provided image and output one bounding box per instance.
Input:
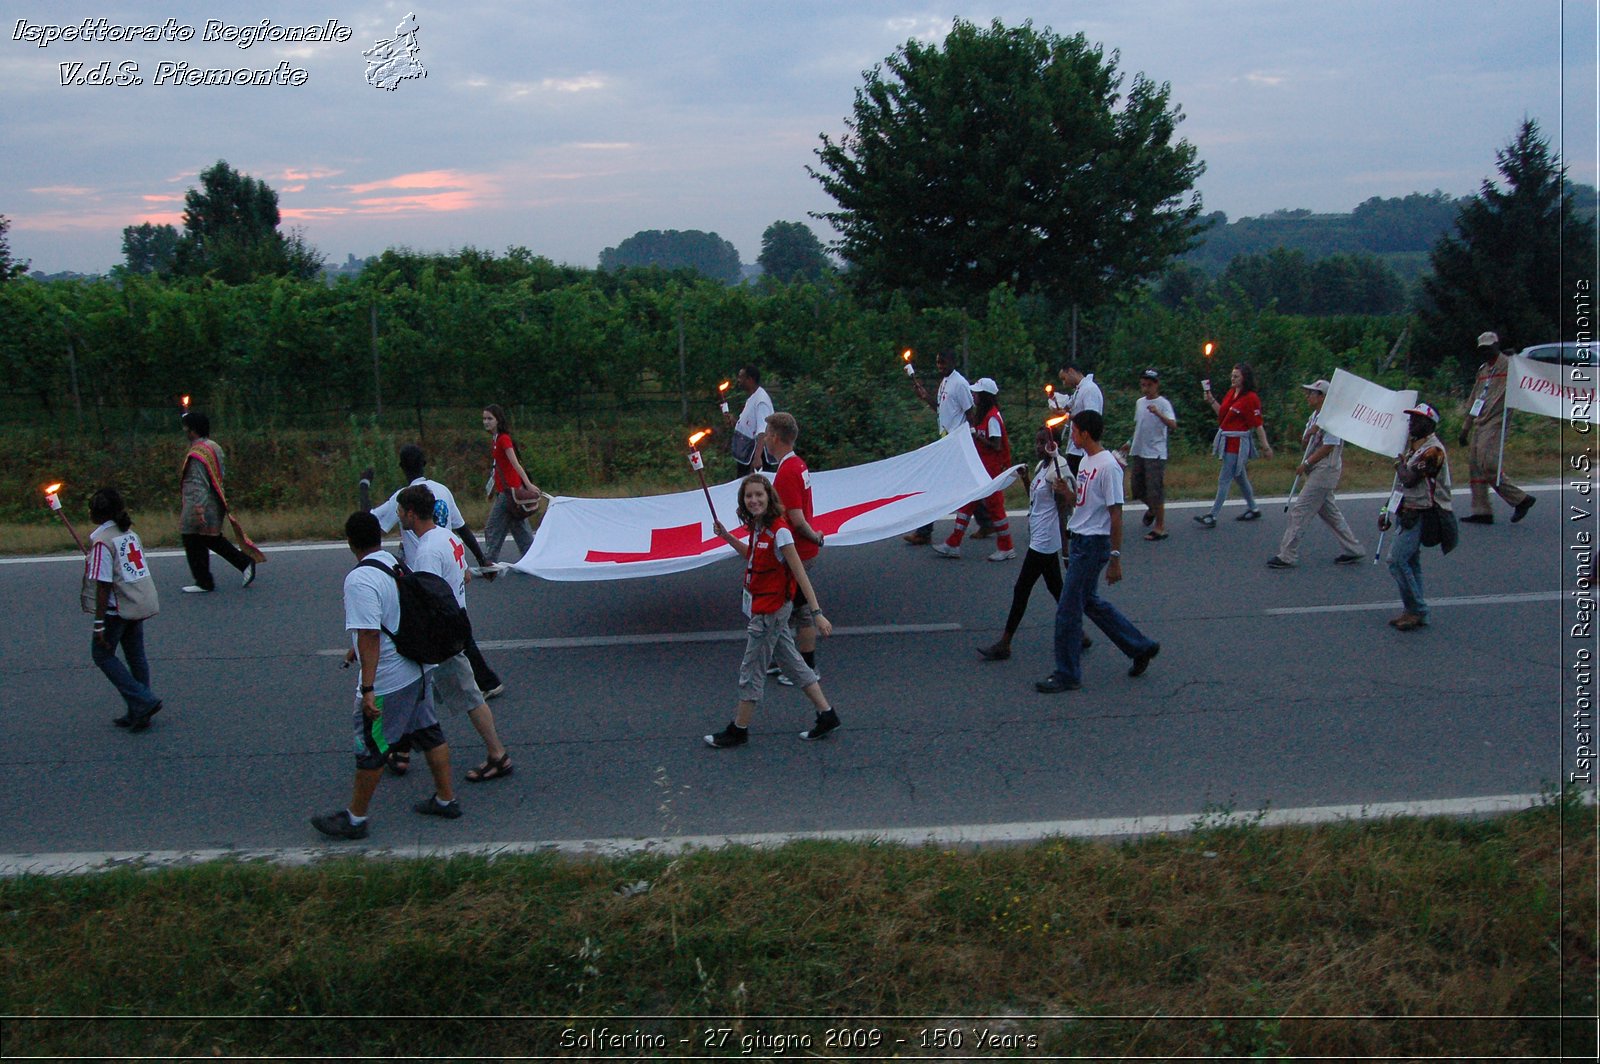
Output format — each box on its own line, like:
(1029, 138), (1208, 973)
(1052, 534), (1158, 683)
(1387, 515), (1427, 621)
(1209, 450), (1258, 518)
(92, 616), (159, 714)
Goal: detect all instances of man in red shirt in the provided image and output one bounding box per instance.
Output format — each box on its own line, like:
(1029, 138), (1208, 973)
(765, 412), (827, 684)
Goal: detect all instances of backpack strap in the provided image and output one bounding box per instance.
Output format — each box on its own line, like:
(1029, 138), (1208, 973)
(354, 558), (425, 678)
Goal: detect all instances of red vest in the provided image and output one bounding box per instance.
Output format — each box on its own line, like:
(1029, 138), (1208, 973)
(772, 452), (818, 563)
(977, 406), (1012, 477)
(743, 517), (796, 614)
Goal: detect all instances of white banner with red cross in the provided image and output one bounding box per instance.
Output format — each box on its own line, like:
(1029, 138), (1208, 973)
(509, 431), (1022, 581)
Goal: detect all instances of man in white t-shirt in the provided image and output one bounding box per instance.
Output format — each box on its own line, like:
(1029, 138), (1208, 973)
(1120, 369), (1178, 540)
(904, 350), (974, 544)
(399, 485), (514, 784)
(725, 364), (774, 477)
(1268, 380), (1363, 568)
(312, 511), (459, 840)
(1054, 362), (1104, 474)
(360, 444), (505, 699)
(1036, 410), (1160, 693)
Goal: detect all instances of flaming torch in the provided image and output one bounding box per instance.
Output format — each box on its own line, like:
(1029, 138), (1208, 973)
(1201, 341), (1215, 394)
(1044, 382), (1055, 410)
(687, 428), (720, 524)
(717, 380), (731, 415)
(1045, 414), (1070, 480)
(43, 482), (86, 554)
(180, 394), (191, 417)
(900, 348), (916, 376)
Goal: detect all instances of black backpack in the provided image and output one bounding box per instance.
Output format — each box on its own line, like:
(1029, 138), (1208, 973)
(356, 559), (469, 664)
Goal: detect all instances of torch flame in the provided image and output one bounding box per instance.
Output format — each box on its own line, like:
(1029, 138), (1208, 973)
(1046, 415), (1069, 429)
(1202, 342), (1215, 358)
(688, 429), (711, 448)
(1044, 383), (1054, 396)
(717, 380), (730, 394)
(901, 348), (913, 363)
(43, 482), (62, 495)
(181, 394), (191, 408)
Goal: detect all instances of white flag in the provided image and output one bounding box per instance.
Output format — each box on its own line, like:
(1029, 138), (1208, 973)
(1318, 368), (1418, 456)
(1505, 354), (1600, 424)
(509, 431), (1021, 581)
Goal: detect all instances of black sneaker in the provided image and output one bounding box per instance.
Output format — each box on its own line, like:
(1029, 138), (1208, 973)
(311, 809), (369, 840)
(128, 701), (162, 732)
(1333, 553), (1362, 565)
(800, 709), (840, 741)
(1511, 497), (1536, 523)
(704, 722), (749, 748)
(112, 714), (133, 728)
(1266, 557), (1293, 569)
(413, 794), (463, 819)
(1129, 643), (1161, 677)
(241, 560), (257, 588)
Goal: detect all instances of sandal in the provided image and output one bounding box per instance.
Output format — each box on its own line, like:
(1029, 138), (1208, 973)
(466, 752), (514, 783)
(386, 750), (410, 776)
(1144, 531), (1168, 541)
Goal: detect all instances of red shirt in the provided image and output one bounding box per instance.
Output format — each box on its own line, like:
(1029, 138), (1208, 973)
(743, 517), (796, 614)
(974, 406), (1012, 477)
(491, 433), (523, 491)
(772, 451), (818, 563)
(1216, 389), (1262, 453)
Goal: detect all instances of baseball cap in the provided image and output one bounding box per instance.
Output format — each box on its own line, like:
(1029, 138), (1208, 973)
(1403, 402), (1440, 423)
(1477, 331), (1500, 347)
(971, 377), (999, 395)
(1301, 379), (1331, 394)
(1140, 369), (1160, 381)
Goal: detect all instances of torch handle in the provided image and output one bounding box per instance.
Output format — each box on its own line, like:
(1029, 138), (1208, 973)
(695, 470), (720, 526)
(58, 513), (88, 555)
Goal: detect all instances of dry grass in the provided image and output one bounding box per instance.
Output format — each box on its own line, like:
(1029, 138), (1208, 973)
(0, 796), (1592, 1057)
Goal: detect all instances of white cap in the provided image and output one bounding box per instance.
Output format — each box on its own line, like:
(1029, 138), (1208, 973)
(971, 377), (999, 395)
(1477, 331), (1499, 348)
(1301, 379), (1331, 394)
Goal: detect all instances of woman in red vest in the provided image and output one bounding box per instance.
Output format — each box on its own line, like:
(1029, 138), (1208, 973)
(480, 404), (540, 565)
(704, 475), (841, 748)
(1195, 363), (1275, 526)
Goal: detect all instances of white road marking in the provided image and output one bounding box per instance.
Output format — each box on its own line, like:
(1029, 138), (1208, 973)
(3, 482), (1566, 565)
(0, 791), (1576, 877)
(1264, 590), (1563, 615)
(314, 622), (964, 656)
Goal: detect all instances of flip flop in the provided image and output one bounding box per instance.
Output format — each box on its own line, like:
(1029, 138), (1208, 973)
(466, 752), (514, 783)
(1144, 531), (1168, 541)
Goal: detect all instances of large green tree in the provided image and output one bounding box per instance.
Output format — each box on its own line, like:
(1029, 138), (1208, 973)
(810, 18), (1204, 310)
(171, 160), (322, 283)
(1417, 119), (1597, 373)
(0, 215), (30, 282)
(119, 222), (180, 276)
(757, 220), (830, 283)
(598, 229), (743, 284)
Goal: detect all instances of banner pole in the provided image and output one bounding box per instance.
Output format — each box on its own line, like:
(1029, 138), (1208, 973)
(1495, 402), (1509, 487)
(1373, 472), (1400, 564)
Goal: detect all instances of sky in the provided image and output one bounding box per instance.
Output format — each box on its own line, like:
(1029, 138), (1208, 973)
(4, 1), (1596, 275)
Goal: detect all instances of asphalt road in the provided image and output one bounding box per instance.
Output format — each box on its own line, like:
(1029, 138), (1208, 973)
(0, 486), (1576, 858)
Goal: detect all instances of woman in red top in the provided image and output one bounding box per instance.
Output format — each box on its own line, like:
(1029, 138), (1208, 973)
(1195, 363), (1274, 526)
(481, 404), (540, 564)
(704, 475), (840, 749)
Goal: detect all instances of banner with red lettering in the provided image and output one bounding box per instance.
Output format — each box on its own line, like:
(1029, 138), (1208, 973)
(509, 431), (1023, 581)
(1317, 369), (1418, 456)
(1505, 354), (1600, 423)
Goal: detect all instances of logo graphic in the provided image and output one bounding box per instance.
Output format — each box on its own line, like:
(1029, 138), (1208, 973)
(364, 12), (425, 91)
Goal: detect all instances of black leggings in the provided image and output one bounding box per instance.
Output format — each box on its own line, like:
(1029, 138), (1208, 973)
(1004, 547), (1063, 636)
(181, 532), (251, 589)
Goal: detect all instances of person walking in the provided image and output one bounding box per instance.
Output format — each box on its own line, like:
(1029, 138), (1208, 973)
(933, 378), (1018, 561)
(1120, 369), (1176, 541)
(397, 485), (514, 783)
(1383, 403), (1456, 631)
(764, 412), (828, 687)
(725, 365), (774, 478)
(977, 427), (1068, 661)
(1458, 331), (1535, 525)
(83, 488), (163, 731)
(480, 404), (539, 566)
(1036, 410), (1160, 693)
(312, 511), (460, 840)
(903, 350), (973, 545)
(703, 475), (841, 748)
(1195, 363), (1273, 527)
(178, 410), (263, 592)
(1267, 380), (1364, 568)
(1053, 362), (1104, 477)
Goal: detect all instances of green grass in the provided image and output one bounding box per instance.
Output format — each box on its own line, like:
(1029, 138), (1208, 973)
(1, 796), (1593, 1057)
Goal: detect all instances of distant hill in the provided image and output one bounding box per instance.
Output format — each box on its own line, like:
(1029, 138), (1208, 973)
(1184, 186), (1598, 282)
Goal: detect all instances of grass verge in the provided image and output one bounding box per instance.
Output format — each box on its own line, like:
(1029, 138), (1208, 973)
(1, 795), (1594, 1058)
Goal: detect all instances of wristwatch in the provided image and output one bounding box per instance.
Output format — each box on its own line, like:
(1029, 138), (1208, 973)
(1109, 550), (1121, 558)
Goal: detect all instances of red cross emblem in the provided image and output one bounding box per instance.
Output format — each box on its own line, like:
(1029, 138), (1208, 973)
(124, 541), (144, 571)
(584, 493), (921, 564)
(451, 538), (465, 568)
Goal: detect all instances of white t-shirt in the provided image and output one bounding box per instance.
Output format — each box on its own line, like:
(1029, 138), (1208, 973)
(410, 524), (469, 608)
(1027, 461), (1064, 554)
(1067, 448), (1124, 537)
(1065, 374), (1104, 457)
(936, 371), (973, 436)
(344, 550), (423, 696)
(734, 387), (774, 439)
(1130, 395), (1176, 459)
(371, 477), (465, 565)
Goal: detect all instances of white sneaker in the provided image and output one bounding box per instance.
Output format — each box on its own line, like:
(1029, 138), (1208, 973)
(240, 560), (257, 588)
(776, 671), (817, 687)
(931, 543), (960, 558)
(181, 584), (211, 594)
(986, 549), (1017, 562)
